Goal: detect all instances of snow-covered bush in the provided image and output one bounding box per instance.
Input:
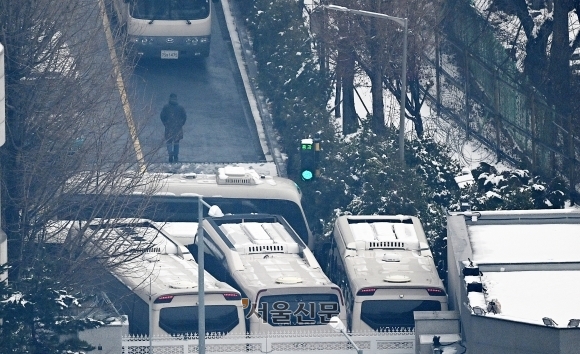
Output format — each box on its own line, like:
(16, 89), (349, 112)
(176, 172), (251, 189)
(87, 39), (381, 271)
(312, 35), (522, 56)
(459, 162), (568, 210)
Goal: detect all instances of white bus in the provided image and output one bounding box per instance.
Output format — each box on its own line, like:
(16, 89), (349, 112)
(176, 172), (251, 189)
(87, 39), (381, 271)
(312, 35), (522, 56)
(71, 219), (246, 336)
(327, 215), (448, 332)
(60, 166), (313, 247)
(110, 0), (216, 59)
(200, 213), (347, 334)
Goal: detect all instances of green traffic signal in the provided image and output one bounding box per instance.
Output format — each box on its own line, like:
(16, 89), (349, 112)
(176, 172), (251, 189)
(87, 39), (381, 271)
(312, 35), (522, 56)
(301, 170), (314, 181)
(300, 138), (315, 181)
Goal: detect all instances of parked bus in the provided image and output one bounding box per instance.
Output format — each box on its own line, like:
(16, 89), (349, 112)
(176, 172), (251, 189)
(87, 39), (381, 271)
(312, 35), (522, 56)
(327, 215), (448, 331)
(60, 166), (313, 247)
(200, 213), (346, 334)
(110, 0), (217, 59)
(70, 218), (246, 336)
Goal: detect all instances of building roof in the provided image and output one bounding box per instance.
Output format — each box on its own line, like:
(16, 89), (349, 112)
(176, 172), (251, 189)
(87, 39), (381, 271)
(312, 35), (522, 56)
(451, 209), (580, 327)
(469, 223), (580, 263)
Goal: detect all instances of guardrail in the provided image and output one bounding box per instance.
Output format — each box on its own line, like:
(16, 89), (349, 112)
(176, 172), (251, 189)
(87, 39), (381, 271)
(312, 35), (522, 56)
(122, 330), (415, 354)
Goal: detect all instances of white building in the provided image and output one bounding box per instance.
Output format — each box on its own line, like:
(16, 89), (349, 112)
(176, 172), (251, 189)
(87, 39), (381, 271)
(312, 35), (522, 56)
(447, 209), (580, 354)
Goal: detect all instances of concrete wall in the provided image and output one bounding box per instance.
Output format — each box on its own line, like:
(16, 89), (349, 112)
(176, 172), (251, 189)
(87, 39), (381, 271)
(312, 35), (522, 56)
(414, 311), (461, 354)
(414, 311), (460, 336)
(466, 316), (580, 354)
(78, 317), (128, 354)
(446, 215), (472, 313)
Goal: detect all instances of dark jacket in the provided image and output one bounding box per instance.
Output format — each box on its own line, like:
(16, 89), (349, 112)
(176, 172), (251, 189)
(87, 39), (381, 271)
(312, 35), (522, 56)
(160, 102), (187, 141)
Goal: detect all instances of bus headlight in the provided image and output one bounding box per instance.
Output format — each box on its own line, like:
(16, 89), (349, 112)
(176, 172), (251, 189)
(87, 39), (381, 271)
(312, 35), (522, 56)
(185, 37), (209, 45)
(141, 37), (156, 45)
(185, 37), (199, 45)
(129, 36), (155, 45)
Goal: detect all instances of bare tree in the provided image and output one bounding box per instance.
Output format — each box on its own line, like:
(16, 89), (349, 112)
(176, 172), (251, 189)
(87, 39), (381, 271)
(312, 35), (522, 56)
(336, 21), (359, 134)
(319, 0), (442, 138)
(382, 0), (440, 138)
(0, 0), (164, 288)
(488, 0), (580, 118)
(547, 0), (573, 117)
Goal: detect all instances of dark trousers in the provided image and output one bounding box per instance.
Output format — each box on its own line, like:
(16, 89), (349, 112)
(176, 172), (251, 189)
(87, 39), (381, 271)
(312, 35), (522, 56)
(166, 141), (180, 162)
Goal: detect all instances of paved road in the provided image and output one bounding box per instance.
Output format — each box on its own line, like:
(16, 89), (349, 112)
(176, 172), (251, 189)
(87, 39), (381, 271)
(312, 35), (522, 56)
(125, 1), (265, 165)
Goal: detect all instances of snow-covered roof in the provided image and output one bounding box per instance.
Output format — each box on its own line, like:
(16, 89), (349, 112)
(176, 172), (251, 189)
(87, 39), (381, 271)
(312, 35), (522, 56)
(482, 270), (580, 327)
(78, 219), (236, 298)
(455, 209), (580, 327)
(202, 214), (334, 298)
(333, 215), (445, 291)
(469, 223), (580, 264)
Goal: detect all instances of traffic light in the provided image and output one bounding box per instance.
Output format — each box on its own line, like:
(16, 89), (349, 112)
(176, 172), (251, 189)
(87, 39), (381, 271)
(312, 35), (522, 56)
(300, 138), (315, 181)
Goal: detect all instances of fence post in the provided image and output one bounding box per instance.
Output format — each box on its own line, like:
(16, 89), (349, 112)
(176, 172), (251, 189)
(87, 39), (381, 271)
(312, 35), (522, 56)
(434, 1), (444, 119)
(494, 70), (501, 162)
(464, 50), (470, 138)
(530, 92), (536, 175)
(551, 106), (557, 178)
(263, 334), (271, 353)
(569, 112), (576, 198)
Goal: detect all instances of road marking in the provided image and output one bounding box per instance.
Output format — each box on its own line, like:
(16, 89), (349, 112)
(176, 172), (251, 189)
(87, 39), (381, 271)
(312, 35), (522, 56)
(98, 0), (146, 174)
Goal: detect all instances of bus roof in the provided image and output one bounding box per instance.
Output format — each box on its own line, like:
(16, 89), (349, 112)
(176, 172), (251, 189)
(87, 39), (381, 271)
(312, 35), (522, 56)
(142, 167), (302, 203)
(83, 219), (240, 300)
(62, 166), (312, 246)
(203, 214), (336, 298)
(115, 253), (238, 300)
(333, 215), (445, 291)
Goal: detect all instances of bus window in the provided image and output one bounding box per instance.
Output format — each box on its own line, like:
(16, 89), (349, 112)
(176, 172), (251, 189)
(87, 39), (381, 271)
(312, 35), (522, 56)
(131, 0), (209, 20)
(132, 0), (170, 19)
(159, 304), (240, 335)
(60, 195), (310, 245)
(360, 299), (442, 329)
(176, 0), (210, 19)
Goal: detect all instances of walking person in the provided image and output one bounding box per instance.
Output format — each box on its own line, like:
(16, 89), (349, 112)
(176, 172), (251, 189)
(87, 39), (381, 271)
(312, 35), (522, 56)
(160, 93), (187, 163)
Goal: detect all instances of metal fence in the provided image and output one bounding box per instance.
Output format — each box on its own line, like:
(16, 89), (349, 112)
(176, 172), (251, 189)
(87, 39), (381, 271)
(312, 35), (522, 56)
(121, 330), (415, 354)
(424, 0), (578, 193)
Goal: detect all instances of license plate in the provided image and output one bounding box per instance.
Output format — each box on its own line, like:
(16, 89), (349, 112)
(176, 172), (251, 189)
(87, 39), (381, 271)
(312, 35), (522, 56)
(161, 50), (179, 59)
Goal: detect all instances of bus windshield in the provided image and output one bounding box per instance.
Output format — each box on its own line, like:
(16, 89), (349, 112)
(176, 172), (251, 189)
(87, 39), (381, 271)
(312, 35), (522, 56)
(159, 305), (239, 335)
(131, 0), (210, 20)
(361, 299), (442, 329)
(59, 194), (310, 244)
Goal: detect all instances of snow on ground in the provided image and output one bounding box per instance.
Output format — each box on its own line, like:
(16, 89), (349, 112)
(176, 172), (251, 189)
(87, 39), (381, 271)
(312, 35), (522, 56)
(349, 76), (513, 172)
(302, 1), (513, 172)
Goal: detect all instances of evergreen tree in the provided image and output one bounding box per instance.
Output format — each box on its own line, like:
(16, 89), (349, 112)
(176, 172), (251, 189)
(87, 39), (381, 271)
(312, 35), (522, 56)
(243, 0), (569, 283)
(0, 263), (104, 354)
